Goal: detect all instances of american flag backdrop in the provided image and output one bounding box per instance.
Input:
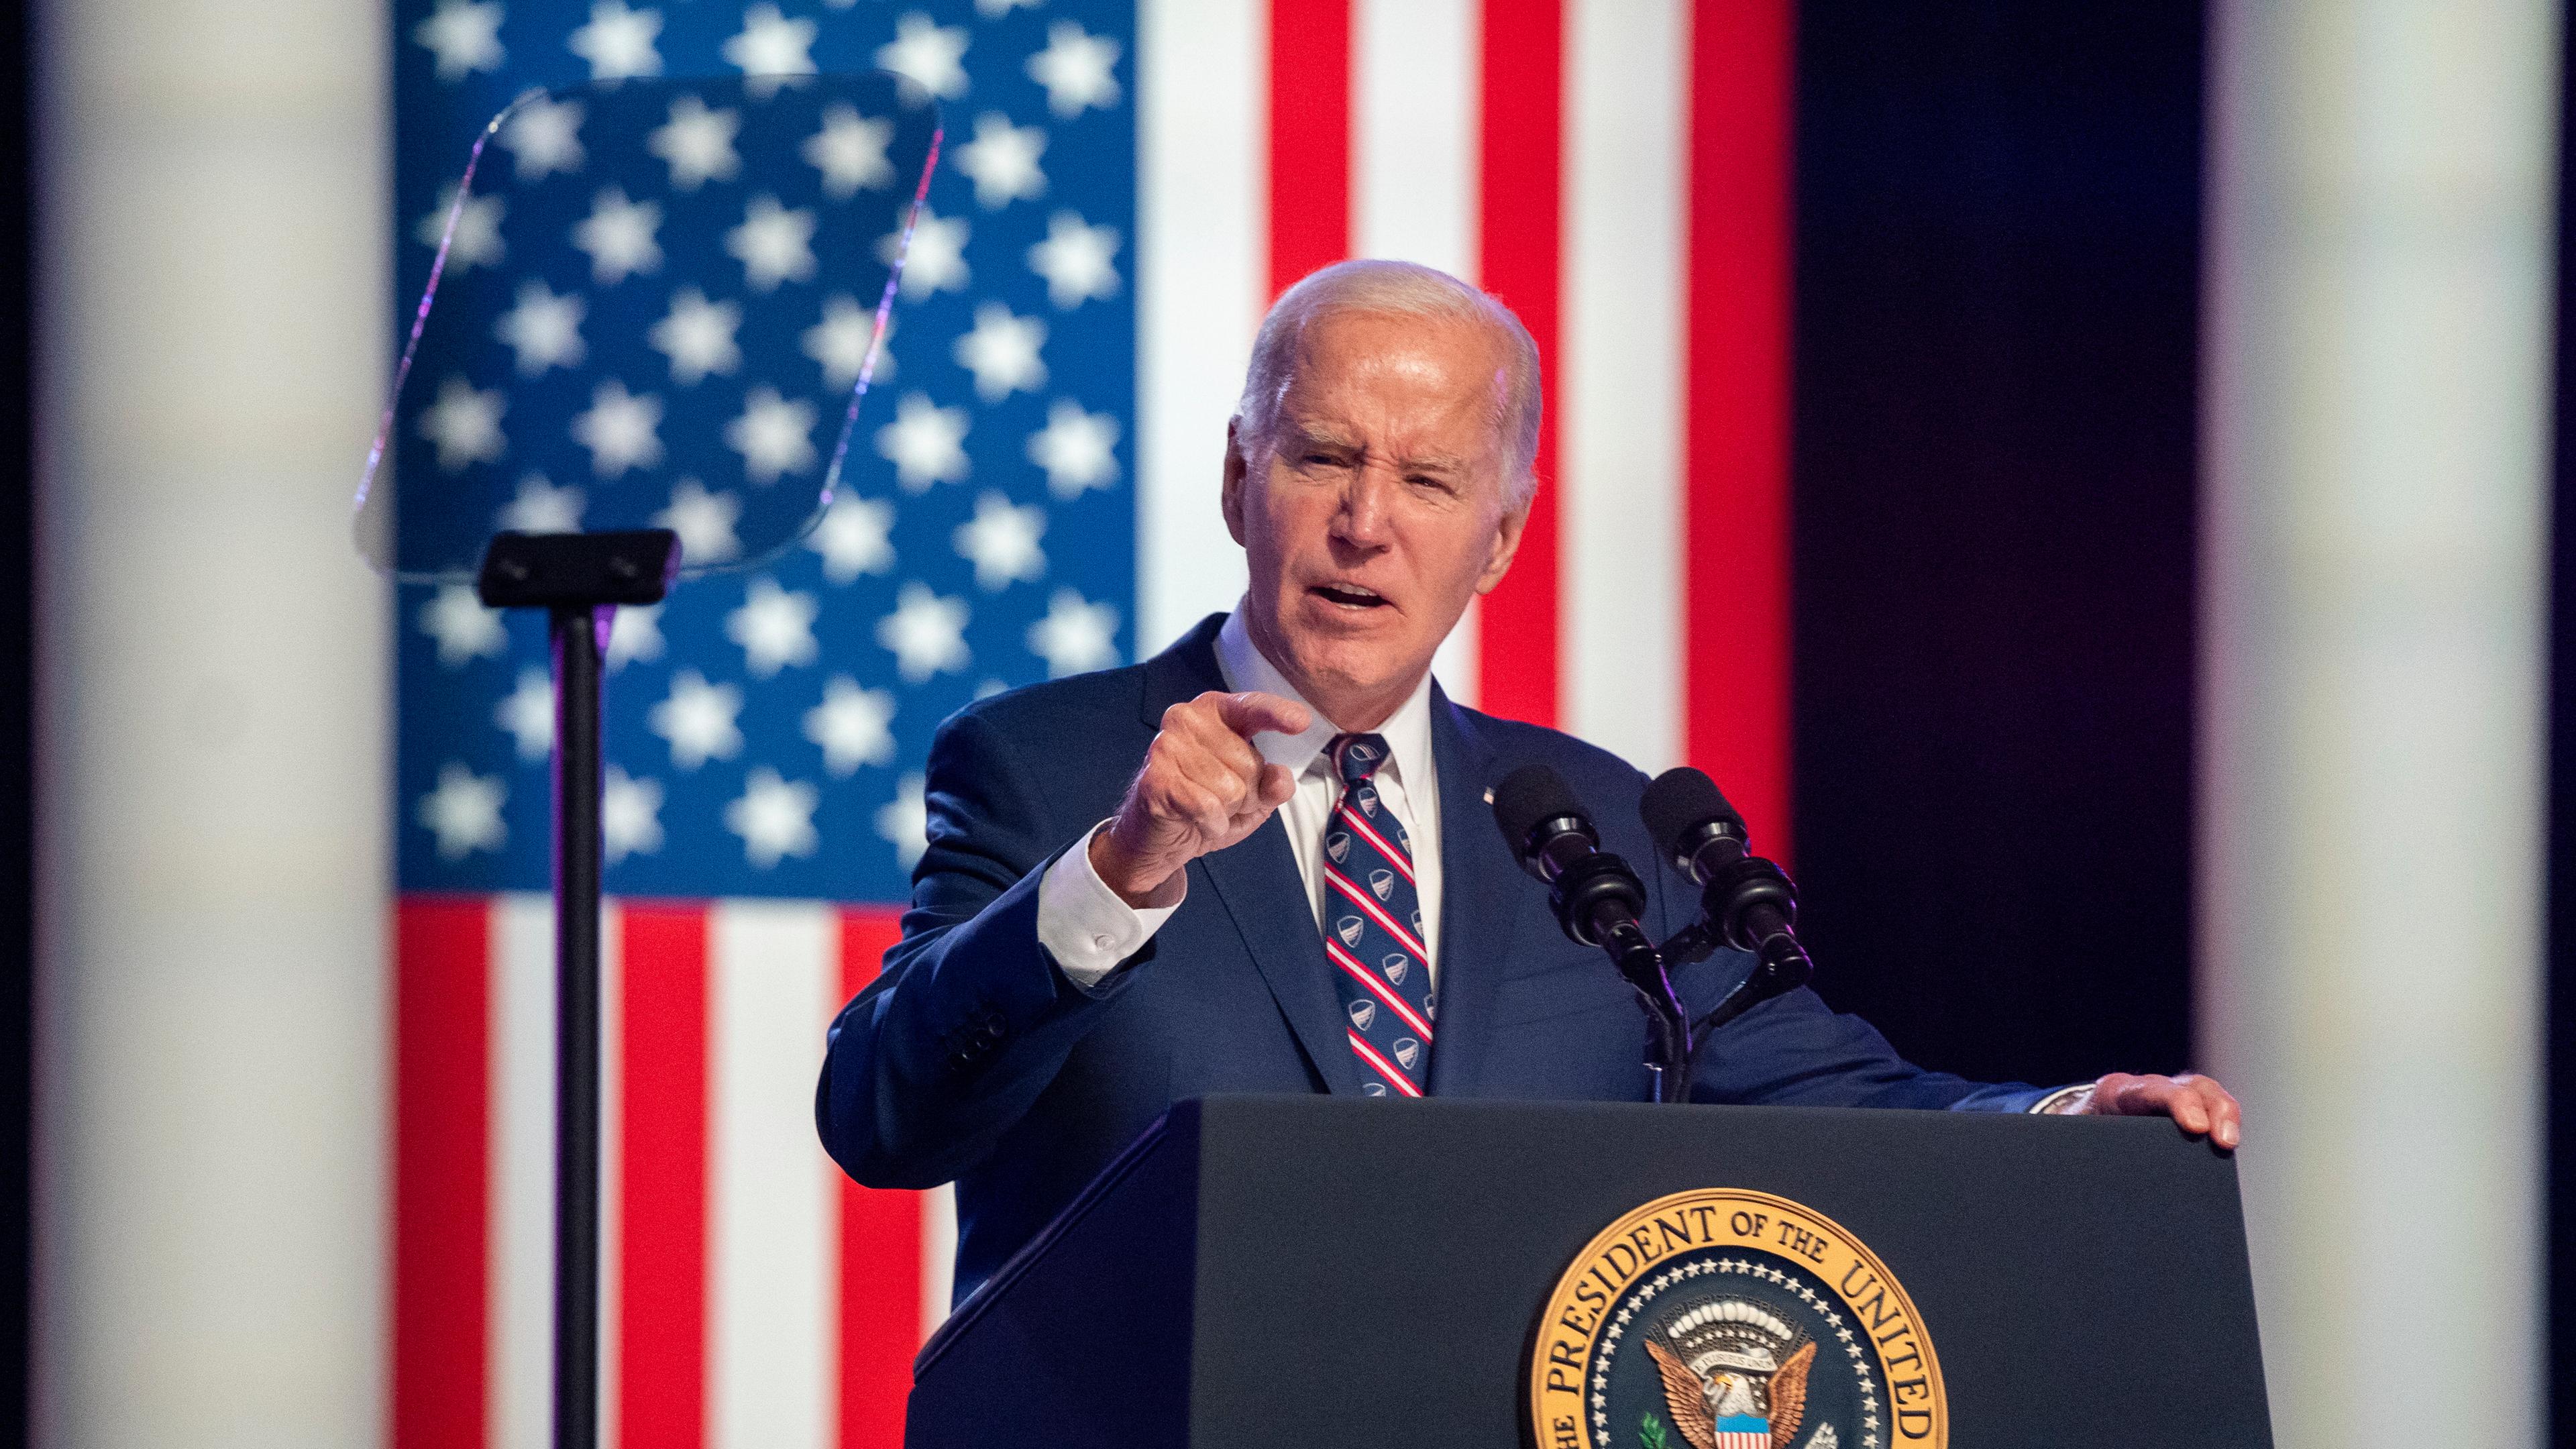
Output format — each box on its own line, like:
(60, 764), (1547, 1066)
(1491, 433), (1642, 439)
(386, 1), (1792, 1445)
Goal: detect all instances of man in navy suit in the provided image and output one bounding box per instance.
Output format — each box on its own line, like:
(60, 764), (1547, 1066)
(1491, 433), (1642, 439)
(817, 260), (2241, 1302)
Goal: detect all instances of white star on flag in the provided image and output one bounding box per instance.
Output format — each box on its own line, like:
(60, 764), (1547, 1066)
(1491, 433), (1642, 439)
(420, 584), (507, 666)
(495, 668), (555, 761)
(606, 603), (663, 669)
(975, 0), (1040, 15)
(494, 279), (586, 374)
(602, 766), (665, 861)
(1026, 211), (1122, 309)
(420, 763), (508, 859)
(805, 676), (898, 775)
(877, 13), (970, 101)
(876, 772), (929, 867)
(647, 94), (741, 191)
(415, 0), (505, 80)
(804, 103), (895, 198)
(1028, 588), (1120, 678)
(954, 112), (1046, 209)
(722, 3), (818, 88)
(652, 479), (741, 565)
(1027, 400), (1120, 499)
(808, 494), (896, 582)
(496, 473), (584, 533)
(727, 576), (821, 678)
(953, 492), (1047, 590)
(649, 286), (741, 385)
(572, 186), (663, 283)
(419, 376), (506, 471)
(726, 386), (819, 483)
(570, 380), (664, 476)
(882, 205), (969, 299)
(1026, 21), (1121, 118)
(568, 0), (662, 80)
(954, 302), (1047, 401)
(727, 767), (820, 867)
(728, 195), (818, 292)
(649, 669), (744, 768)
(877, 582), (971, 682)
(877, 392), (970, 491)
(499, 93), (585, 179)
(803, 294), (883, 389)
(419, 184), (506, 271)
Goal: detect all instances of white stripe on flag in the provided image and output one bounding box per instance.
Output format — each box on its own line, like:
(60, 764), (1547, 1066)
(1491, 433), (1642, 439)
(1562, 0), (1687, 772)
(1353, 0), (1483, 708)
(491, 894), (555, 1449)
(1138, 0), (1263, 655)
(708, 902), (839, 1449)
(1353, 0), (1476, 280)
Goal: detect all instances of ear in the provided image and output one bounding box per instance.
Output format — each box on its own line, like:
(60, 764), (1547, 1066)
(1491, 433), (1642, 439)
(1473, 489), (1532, 595)
(1222, 418), (1251, 547)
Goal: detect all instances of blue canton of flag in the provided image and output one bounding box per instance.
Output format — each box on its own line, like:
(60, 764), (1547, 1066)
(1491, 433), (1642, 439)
(392, 0), (1136, 903)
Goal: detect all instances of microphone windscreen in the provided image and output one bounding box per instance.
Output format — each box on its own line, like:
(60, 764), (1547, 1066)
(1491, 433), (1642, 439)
(1641, 766), (1743, 857)
(1491, 763), (1586, 858)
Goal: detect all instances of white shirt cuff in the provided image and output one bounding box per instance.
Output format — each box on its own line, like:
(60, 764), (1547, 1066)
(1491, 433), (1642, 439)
(1036, 821), (1183, 989)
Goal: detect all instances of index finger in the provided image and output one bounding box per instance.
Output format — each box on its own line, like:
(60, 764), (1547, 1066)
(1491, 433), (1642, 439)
(1216, 690), (1312, 740)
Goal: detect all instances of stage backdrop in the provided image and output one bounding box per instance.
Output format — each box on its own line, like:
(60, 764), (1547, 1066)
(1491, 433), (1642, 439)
(388, 1), (1794, 1445)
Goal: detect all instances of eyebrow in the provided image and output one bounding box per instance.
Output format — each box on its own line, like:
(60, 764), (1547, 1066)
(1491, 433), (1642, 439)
(1281, 424), (1469, 476)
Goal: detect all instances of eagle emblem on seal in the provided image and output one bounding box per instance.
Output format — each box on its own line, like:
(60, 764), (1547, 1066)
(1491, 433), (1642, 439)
(1642, 1300), (1827, 1449)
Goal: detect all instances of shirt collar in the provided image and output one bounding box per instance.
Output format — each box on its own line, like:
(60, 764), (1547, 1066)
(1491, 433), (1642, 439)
(1214, 604), (1436, 792)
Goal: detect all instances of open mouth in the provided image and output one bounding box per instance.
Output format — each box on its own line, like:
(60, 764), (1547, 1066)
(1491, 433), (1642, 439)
(1310, 582), (1392, 610)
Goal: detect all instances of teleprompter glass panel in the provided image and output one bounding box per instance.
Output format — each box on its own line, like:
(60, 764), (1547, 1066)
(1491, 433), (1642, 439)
(356, 72), (941, 581)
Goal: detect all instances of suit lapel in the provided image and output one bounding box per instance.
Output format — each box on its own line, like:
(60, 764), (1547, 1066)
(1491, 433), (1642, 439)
(1425, 690), (1513, 1097)
(1139, 614), (1362, 1095)
(1197, 818), (1364, 1094)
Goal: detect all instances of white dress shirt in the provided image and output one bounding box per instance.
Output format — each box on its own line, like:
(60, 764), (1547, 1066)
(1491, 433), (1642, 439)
(1036, 608), (1444, 990)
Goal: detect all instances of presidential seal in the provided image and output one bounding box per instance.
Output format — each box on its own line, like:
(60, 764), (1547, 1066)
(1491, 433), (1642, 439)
(1528, 1189), (1945, 1449)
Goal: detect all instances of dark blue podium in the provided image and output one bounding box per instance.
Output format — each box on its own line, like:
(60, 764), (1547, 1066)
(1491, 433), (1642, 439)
(905, 1095), (2270, 1449)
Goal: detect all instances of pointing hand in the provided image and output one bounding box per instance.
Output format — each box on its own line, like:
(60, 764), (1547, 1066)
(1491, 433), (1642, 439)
(1089, 691), (1312, 907)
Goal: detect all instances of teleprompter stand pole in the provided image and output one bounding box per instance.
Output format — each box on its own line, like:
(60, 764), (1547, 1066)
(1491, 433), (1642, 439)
(476, 529), (682, 1449)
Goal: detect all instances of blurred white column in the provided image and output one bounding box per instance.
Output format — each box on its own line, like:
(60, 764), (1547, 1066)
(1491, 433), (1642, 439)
(34, 2), (388, 1446)
(2202, 5), (2555, 1447)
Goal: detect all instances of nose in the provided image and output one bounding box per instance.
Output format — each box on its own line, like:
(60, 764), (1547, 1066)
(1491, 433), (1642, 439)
(1329, 458), (1397, 552)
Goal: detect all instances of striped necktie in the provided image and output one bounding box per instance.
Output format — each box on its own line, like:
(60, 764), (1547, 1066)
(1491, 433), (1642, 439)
(1319, 733), (1436, 1097)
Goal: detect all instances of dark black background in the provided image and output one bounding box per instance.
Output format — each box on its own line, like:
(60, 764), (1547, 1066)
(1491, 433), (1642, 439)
(1788, 1), (2204, 1091)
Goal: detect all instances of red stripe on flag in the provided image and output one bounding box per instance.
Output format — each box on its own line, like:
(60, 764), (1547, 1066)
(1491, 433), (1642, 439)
(620, 902), (708, 1449)
(392, 898), (490, 1449)
(1686, 0), (1796, 861)
(1477, 0), (1563, 725)
(838, 906), (917, 1449)
(1267, 0), (1351, 297)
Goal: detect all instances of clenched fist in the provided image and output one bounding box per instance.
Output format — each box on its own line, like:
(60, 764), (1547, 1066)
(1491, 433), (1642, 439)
(1090, 690), (1313, 907)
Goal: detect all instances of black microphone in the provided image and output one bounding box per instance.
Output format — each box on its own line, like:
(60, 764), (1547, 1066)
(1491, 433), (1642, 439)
(1495, 764), (1699, 1102)
(1640, 767), (1812, 993)
(1491, 764), (1649, 949)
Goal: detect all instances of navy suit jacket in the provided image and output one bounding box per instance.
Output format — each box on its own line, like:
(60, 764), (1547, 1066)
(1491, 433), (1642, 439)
(817, 614), (2044, 1300)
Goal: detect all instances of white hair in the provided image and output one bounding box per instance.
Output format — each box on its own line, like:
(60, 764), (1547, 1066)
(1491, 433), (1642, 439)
(1231, 259), (1544, 506)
